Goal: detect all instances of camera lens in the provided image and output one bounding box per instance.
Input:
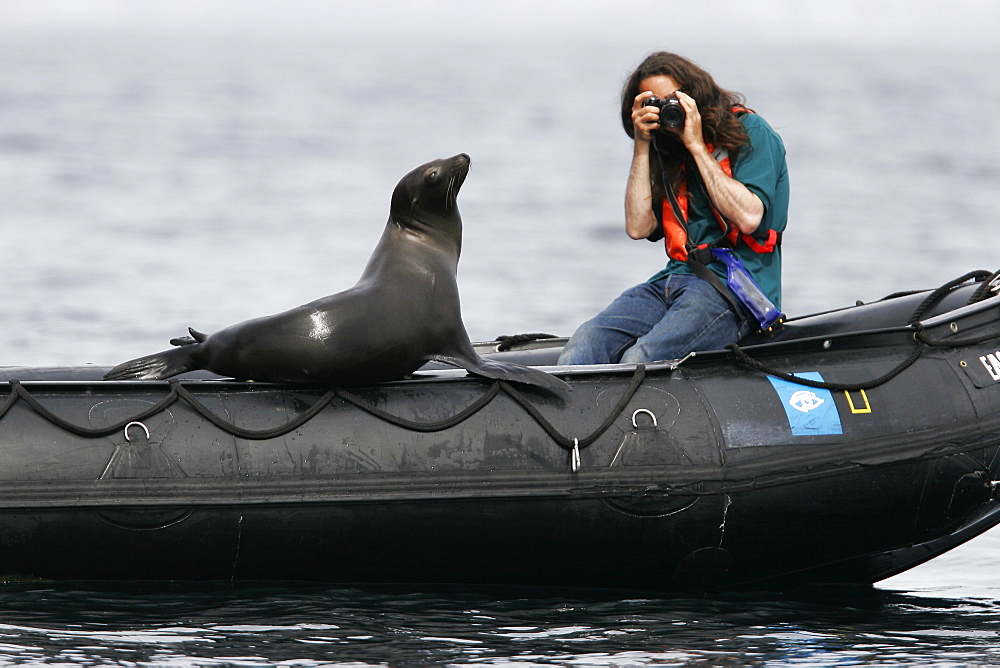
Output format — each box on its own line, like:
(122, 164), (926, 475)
(660, 98), (685, 128)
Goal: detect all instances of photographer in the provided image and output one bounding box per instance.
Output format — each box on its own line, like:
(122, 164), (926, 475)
(559, 52), (789, 365)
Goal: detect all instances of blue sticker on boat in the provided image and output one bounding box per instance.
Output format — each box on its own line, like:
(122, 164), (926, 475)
(767, 372), (843, 436)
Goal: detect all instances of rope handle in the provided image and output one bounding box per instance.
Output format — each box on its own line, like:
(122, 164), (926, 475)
(0, 366), (647, 449)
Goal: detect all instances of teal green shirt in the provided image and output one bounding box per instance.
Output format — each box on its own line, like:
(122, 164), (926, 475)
(648, 112), (789, 310)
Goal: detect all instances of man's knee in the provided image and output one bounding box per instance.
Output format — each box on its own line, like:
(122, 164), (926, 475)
(558, 319), (602, 364)
(619, 340), (676, 364)
(618, 345), (645, 365)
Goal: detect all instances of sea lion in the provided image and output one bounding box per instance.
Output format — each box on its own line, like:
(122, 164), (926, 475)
(104, 154), (568, 392)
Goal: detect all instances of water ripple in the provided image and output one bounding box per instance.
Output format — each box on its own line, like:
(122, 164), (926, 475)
(0, 584), (997, 664)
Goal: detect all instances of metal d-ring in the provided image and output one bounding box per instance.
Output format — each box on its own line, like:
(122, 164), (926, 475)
(631, 409), (658, 428)
(571, 438), (581, 473)
(124, 421), (150, 442)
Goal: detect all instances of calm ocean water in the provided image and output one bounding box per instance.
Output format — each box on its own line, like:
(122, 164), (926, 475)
(2, 11), (1000, 665)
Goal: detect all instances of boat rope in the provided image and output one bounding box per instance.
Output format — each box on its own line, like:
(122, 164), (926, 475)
(725, 340), (927, 392)
(174, 384), (339, 440)
(0, 380), (182, 438)
(334, 383), (502, 433)
(726, 269), (1000, 391)
(968, 268), (1000, 304)
(0, 366), (647, 448)
(908, 269), (995, 324)
(498, 364), (646, 451)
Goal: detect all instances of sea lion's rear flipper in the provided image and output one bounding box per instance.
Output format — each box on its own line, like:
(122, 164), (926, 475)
(104, 345), (200, 381)
(431, 354), (571, 393)
(169, 328), (208, 347)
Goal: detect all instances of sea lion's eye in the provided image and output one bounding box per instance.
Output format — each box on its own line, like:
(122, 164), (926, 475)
(426, 169), (439, 181)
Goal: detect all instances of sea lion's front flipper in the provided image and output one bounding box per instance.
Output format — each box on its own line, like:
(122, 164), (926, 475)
(431, 354), (571, 393)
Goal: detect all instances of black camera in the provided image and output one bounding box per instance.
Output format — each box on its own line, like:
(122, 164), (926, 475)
(644, 95), (686, 129)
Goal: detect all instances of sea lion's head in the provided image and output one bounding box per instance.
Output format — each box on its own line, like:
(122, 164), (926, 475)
(390, 153), (471, 223)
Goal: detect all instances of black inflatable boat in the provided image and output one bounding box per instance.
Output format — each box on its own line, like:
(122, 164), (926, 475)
(1, 270), (999, 592)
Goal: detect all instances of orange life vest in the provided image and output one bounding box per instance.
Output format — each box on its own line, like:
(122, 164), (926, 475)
(658, 110), (780, 262)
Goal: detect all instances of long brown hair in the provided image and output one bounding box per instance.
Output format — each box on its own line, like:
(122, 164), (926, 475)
(621, 52), (749, 196)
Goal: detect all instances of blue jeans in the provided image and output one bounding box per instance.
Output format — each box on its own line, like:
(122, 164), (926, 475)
(558, 275), (749, 365)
